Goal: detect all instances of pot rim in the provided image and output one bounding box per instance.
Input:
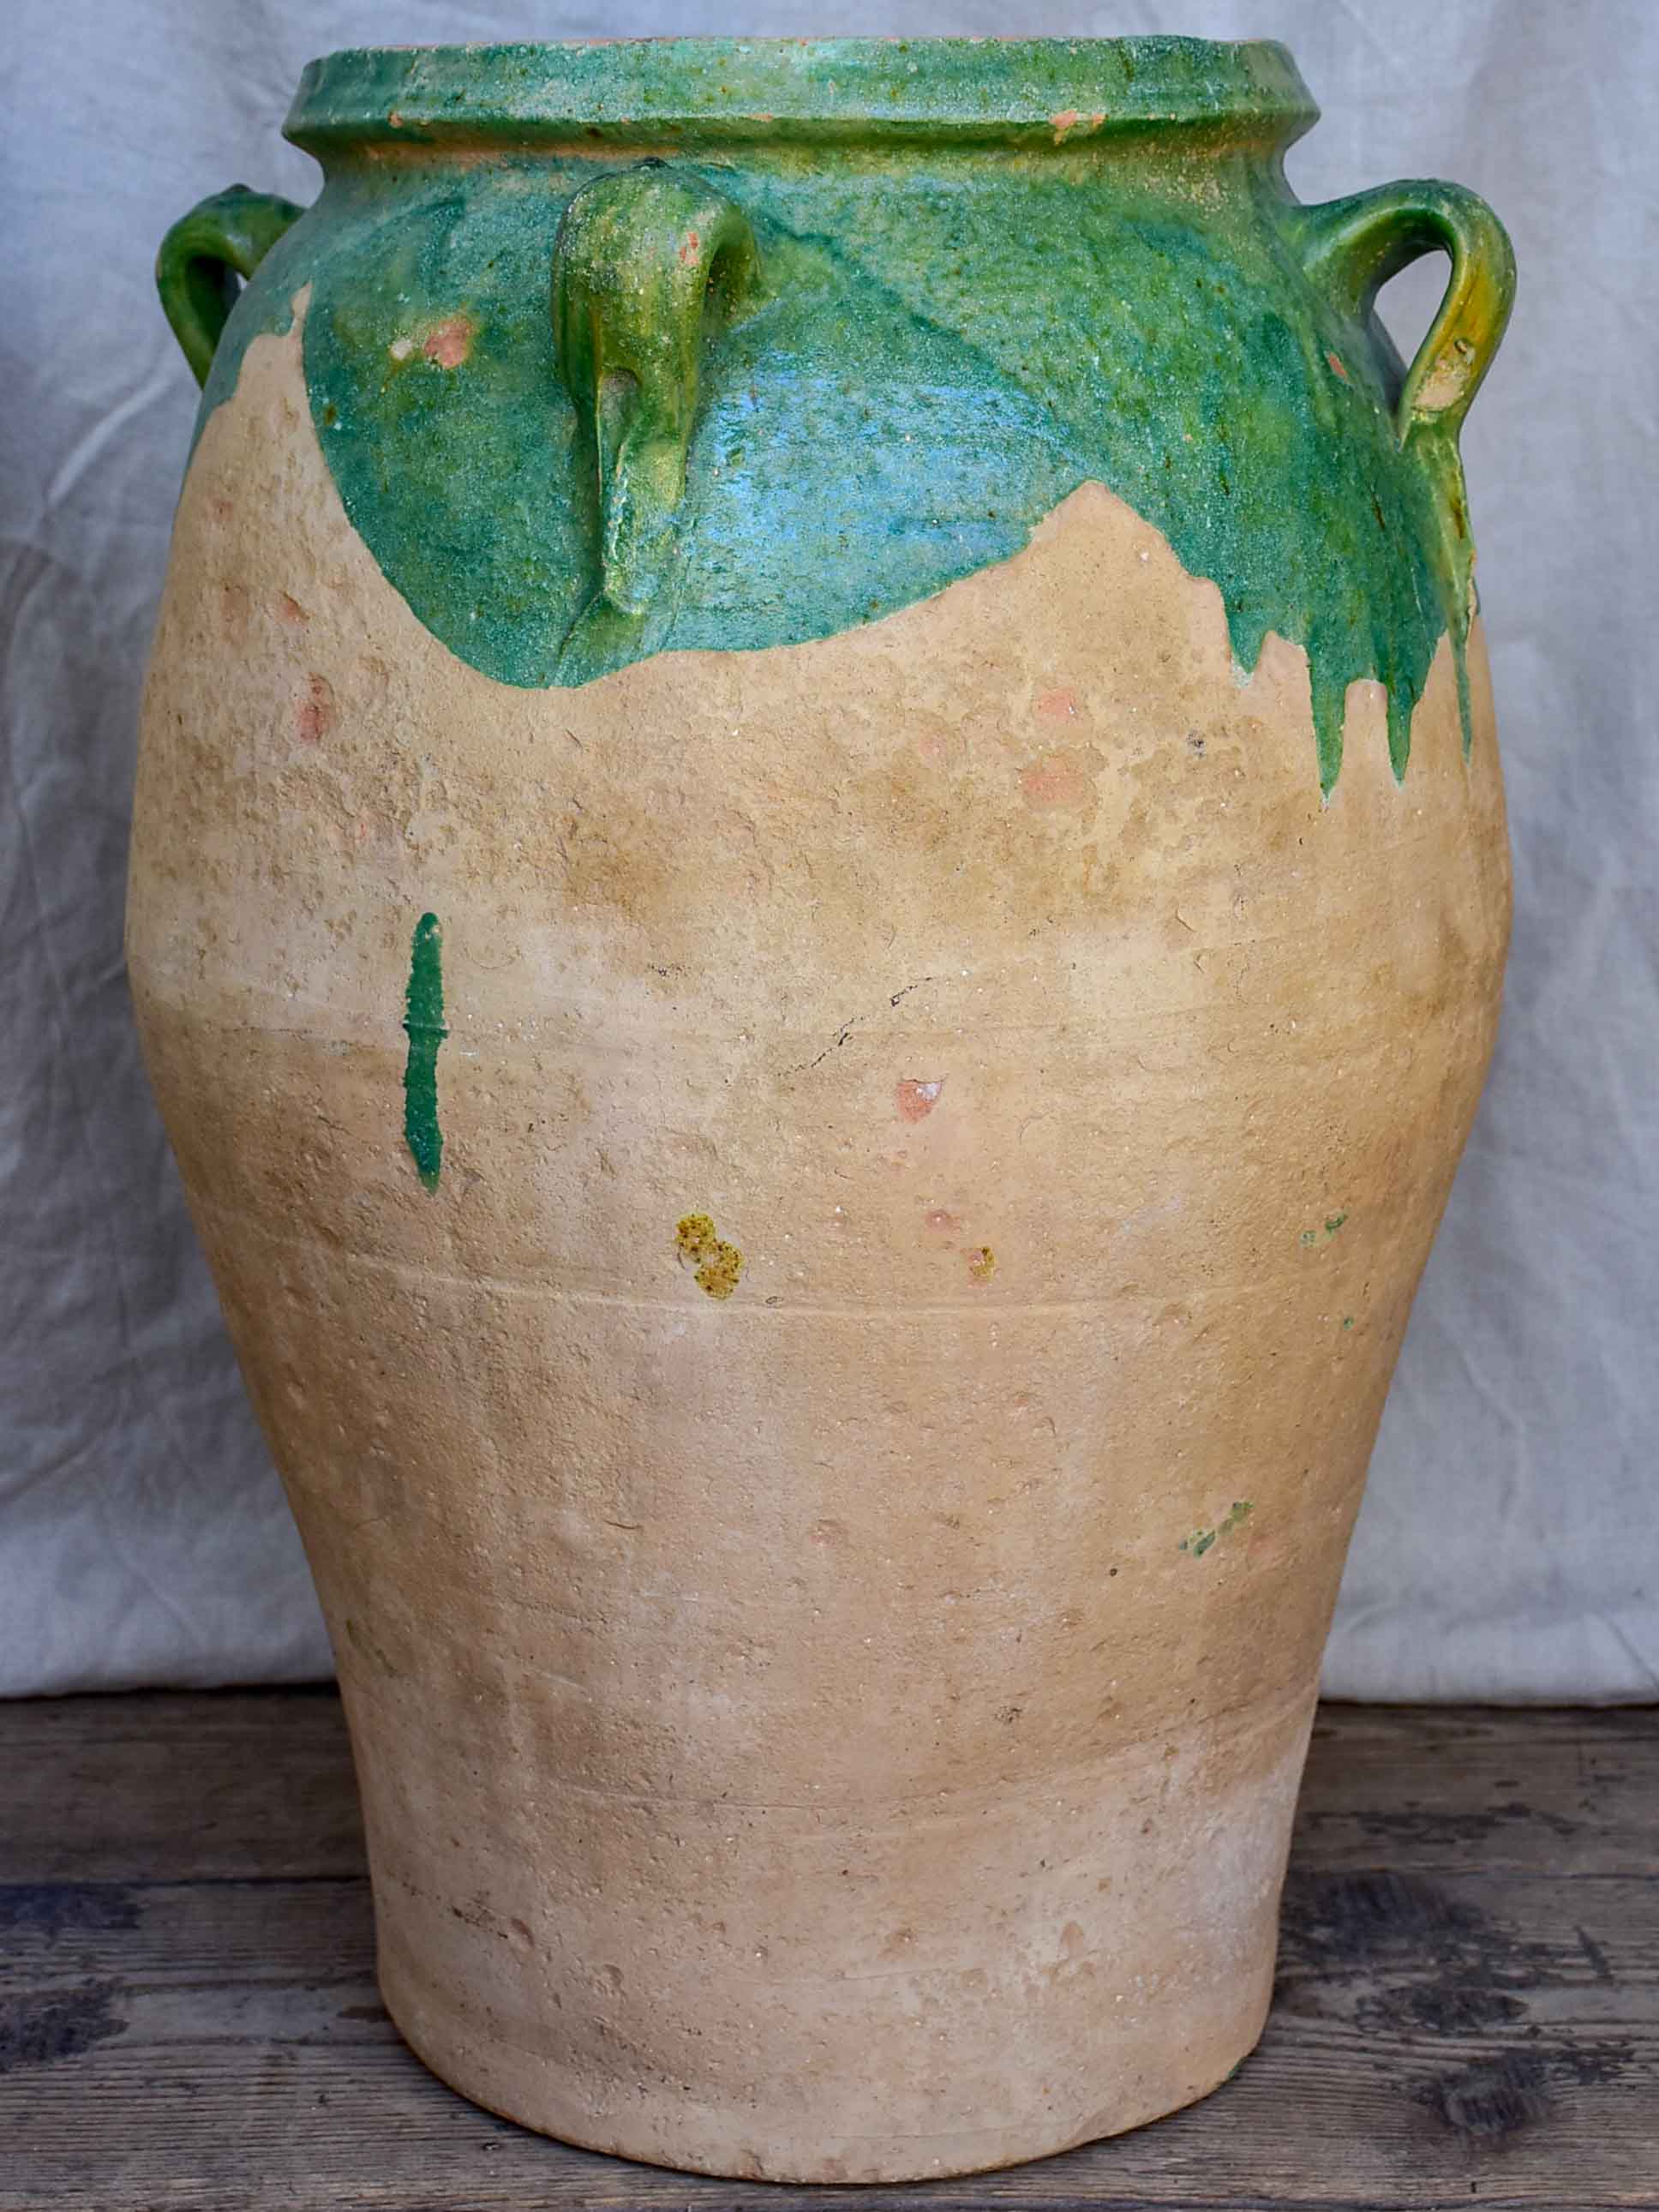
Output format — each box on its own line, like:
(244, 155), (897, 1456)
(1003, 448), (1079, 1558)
(284, 36), (1318, 156)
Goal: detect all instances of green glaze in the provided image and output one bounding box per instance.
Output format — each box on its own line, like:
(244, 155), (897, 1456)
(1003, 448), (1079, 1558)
(402, 913), (447, 1191)
(552, 165), (763, 627)
(283, 37), (1318, 150)
(156, 186), (305, 387)
(161, 39), (1514, 789)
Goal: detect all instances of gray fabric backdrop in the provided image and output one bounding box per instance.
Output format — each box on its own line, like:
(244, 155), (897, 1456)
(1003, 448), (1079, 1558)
(3, 0), (1655, 1699)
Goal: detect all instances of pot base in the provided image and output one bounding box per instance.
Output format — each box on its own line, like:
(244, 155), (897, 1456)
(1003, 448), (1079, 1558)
(384, 1989), (1265, 2184)
(358, 1681), (1312, 2186)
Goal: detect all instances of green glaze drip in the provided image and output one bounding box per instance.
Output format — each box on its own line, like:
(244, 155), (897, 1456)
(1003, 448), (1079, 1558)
(168, 41), (1511, 791)
(402, 913), (447, 1191)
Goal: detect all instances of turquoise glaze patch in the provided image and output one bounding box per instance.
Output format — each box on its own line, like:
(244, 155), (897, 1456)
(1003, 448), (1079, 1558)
(165, 40), (1512, 791)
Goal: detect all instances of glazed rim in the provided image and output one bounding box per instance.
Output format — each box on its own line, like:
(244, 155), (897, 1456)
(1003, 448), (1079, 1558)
(284, 37), (1319, 153)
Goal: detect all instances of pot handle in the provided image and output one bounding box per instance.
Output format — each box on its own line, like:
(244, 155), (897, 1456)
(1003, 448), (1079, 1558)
(1292, 180), (1515, 447)
(551, 164), (761, 616)
(156, 186), (305, 387)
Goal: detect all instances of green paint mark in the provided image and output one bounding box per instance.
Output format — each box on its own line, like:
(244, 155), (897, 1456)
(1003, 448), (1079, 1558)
(1180, 1500), (1255, 1556)
(1341, 1315), (1355, 1329)
(402, 913), (447, 1190)
(1302, 1209), (1350, 1249)
(176, 40), (1511, 789)
(676, 1211), (745, 1298)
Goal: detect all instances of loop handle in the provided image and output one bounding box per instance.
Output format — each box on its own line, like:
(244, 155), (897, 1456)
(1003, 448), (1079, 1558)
(156, 186), (304, 386)
(1293, 179), (1515, 447)
(552, 164), (761, 616)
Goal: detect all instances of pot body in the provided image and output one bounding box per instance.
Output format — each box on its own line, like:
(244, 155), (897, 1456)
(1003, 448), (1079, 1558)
(130, 40), (1512, 2185)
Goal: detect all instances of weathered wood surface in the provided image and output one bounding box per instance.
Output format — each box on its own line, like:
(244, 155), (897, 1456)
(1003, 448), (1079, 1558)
(1, 1693), (1655, 2209)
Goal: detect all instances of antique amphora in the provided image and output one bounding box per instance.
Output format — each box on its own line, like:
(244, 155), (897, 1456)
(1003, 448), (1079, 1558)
(129, 39), (1514, 2183)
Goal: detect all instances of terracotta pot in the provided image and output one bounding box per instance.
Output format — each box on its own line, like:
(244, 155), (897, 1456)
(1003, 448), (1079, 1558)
(130, 38), (1514, 2184)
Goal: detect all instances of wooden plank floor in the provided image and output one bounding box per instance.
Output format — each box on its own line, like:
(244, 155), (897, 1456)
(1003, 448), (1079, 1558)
(1, 1693), (1655, 2209)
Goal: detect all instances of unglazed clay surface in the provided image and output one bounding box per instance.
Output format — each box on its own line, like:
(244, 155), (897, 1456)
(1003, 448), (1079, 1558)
(128, 305), (1508, 2180)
